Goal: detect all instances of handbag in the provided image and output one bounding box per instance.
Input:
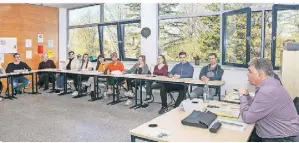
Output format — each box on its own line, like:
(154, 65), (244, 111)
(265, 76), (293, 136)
(181, 110), (217, 129)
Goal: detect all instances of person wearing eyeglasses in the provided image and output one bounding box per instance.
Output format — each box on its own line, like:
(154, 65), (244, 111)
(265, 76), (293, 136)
(5, 53), (31, 94)
(190, 53), (224, 100)
(122, 55), (149, 106)
(56, 51), (79, 94)
(37, 53), (56, 91)
(158, 52), (194, 114)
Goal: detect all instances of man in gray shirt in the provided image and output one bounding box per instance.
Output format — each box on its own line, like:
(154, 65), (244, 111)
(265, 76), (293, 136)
(239, 58), (299, 142)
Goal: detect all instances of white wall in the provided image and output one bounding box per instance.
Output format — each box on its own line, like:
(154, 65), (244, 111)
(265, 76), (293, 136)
(59, 8), (67, 65)
(140, 3), (159, 68)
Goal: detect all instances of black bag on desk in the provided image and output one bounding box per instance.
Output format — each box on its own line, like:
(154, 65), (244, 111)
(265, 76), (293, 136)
(181, 110), (217, 129)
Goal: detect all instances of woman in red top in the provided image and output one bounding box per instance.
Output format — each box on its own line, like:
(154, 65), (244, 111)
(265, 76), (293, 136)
(144, 55), (168, 103)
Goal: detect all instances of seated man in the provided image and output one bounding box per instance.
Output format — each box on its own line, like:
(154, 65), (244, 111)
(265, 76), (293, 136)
(239, 58), (299, 142)
(5, 53), (31, 94)
(190, 53), (224, 100)
(105, 52), (124, 98)
(158, 52), (194, 114)
(37, 53), (56, 91)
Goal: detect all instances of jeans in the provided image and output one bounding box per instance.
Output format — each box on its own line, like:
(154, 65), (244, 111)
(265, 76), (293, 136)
(56, 74), (64, 89)
(190, 87), (216, 100)
(160, 83), (186, 108)
(145, 81), (164, 96)
(11, 76), (30, 92)
(37, 73), (55, 88)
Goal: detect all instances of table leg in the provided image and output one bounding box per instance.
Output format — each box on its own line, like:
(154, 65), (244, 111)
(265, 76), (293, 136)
(107, 77), (117, 105)
(5, 76), (13, 100)
(131, 135), (136, 142)
(73, 74), (84, 99)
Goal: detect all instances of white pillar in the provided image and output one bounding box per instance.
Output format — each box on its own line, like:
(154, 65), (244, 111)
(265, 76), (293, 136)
(141, 3), (159, 70)
(59, 8), (67, 65)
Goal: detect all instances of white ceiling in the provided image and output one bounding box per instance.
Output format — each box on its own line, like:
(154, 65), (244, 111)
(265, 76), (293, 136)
(30, 3), (97, 9)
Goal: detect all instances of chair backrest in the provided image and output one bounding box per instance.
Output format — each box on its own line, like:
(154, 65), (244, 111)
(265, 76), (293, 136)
(293, 97), (299, 114)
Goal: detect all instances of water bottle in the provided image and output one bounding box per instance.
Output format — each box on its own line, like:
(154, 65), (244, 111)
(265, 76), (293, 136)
(203, 84), (209, 103)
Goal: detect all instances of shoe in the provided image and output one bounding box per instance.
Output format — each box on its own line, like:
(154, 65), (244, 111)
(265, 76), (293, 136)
(125, 91), (134, 97)
(106, 89), (113, 94)
(55, 89), (61, 93)
(72, 91), (78, 96)
(0, 97), (2, 101)
(158, 107), (168, 114)
(125, 99), (132, 106)
(103, 92), (109, 99)
(43, 87), (49, 91)
(143, 95), (153, 103)
(89, 91), (96, 101)
(58, 90), (64, 95)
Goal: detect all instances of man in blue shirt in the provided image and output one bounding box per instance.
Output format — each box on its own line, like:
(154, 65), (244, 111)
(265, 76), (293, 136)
(158, 52), (194, 114)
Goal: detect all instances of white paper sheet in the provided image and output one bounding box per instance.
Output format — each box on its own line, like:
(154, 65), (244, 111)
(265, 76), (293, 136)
(216, 117), (247, 131)
(26, 50), (32, 59)
(0, 54), (4, 63)
(37, 34), (43, 43)
(25, 39), (32, 48)
(48, 40), (54, 48)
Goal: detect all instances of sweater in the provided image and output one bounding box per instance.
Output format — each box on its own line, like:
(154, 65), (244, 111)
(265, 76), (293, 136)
(127, 63), (149, 74)
(38, 60), (56, 70)
(169, 62), (194, 78)
(153, 64), (168, 76)
(5, 61), (31, 73)
(199, 64), (224, 80)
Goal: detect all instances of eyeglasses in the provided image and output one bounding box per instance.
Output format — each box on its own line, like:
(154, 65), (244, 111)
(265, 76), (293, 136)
(15, 56), (20, 58)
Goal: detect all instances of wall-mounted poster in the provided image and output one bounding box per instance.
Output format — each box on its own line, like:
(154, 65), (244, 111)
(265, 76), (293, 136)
(38, 34), (43, 43)
(0, 37), (17, 53)
(0, 54), (4, 63)
(48, 40), (54, 48)
(25, 39), (32, 48)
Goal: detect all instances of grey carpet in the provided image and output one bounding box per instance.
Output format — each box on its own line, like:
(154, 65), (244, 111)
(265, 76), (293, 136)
(0, 90), (165, 142)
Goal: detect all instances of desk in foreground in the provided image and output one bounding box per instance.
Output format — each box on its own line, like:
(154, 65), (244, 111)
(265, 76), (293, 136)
(129, 101), (254, 142)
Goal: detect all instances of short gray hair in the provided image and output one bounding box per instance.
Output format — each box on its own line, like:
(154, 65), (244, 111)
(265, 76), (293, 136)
(248, 58), (274, 77)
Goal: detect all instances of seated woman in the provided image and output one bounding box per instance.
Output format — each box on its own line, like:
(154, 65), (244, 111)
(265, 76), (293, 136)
(105, 52), (124, 98)
(123, 55), (149, 106)
(37, 54), (56, 91)
(71, 53), (93, 97)
(86, 54), (108, 101)
(144, 55), (168, 103)
(56, 51), (79, 94)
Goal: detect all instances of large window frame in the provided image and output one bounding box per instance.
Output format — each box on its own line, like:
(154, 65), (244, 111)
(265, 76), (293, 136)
(98, 19), (141, 61)
(271, 4), (299, 70)
(222, 7), (251, 67)
(67, 4), (286, 66)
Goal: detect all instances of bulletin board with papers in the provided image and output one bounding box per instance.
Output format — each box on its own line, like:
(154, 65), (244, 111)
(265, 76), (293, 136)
(0, 37), (17, 53)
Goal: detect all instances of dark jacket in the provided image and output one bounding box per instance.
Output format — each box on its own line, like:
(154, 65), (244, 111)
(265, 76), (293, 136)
(199, 64), (224, 80)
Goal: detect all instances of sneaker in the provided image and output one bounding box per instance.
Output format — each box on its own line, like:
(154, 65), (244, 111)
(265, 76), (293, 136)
(103, 92), (109, 99)
(143, 95), (153, 103)
(125, 99), (132, 106)
(158, 107), (168, 114)
(125, 91), (134, 97)
(106, 89), (113, 95)
(72, 91), (78, 96)
(0, 97), (2, 101)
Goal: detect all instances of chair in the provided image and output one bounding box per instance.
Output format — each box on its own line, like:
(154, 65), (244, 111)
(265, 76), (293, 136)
(294, 97), (299, 114)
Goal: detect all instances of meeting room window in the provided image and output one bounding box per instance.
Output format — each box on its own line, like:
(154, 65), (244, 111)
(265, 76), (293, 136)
(68, 26), (100, 57)
(123, 23), (141, 59)
(159, 15), (220, 62)
(159, 3), (220, 16)
(104, 3), (140, 22)
(69, 5), (101, 26)
(250, 12), (262, 59)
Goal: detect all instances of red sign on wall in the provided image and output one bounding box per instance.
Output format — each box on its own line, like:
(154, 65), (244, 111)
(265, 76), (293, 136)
(38, 45), (43, 54)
